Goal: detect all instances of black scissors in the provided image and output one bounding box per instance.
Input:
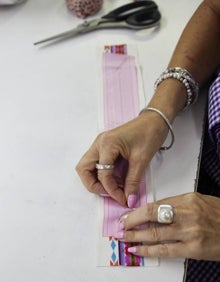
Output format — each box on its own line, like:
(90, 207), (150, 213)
(34, 1), (161, 46)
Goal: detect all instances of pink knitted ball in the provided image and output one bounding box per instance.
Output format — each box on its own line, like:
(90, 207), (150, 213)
(66, 0), (103, 18)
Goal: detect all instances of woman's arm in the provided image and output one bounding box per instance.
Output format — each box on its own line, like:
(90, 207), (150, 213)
(148, 0), (220, 122)
(76, 0), (220, 206)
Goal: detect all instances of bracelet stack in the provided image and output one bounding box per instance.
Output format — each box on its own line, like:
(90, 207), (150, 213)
(154, 67), (199, 110)
(139, 67), (199, 151)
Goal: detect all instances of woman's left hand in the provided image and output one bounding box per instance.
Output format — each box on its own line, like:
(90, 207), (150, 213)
(114, 192), (220, 261)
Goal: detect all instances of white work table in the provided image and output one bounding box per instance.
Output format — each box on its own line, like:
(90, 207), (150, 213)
(0, 0), (204, 281)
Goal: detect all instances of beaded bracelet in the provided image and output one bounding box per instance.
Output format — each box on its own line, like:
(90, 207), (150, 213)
(139, 106), (175, 151)
(154, 67), (199, 110)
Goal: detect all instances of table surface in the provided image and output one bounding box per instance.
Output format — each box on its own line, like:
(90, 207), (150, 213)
(0, 0), (204, 281)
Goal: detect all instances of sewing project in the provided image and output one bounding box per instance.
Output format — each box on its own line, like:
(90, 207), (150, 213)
(96, 44), (157, 267)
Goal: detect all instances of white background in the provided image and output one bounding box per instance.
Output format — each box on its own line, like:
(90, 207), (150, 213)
(0, 0), (204, 281)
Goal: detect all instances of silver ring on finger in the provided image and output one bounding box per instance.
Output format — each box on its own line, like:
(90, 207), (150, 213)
(95, 163), (115, 170)
(158, 204), (174, 224)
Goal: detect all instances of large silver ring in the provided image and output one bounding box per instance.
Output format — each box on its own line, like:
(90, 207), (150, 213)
(95, 163), (115, 170)
(158, 204), (174, 224)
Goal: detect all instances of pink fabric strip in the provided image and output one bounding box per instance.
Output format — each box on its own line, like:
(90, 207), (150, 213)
(102, 52), (147, 237)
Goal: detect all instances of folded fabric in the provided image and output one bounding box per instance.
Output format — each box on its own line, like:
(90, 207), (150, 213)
(102, 52), (147, 237)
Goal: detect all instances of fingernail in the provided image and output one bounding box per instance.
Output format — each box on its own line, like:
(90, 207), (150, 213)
(114, 231), (124, 239)
(119, 221), (124, 230)
(127, 247), (137, 253)
(100, 193), (111, 197)
(127, 194), (138, 208)
(120, 214), (129, 221)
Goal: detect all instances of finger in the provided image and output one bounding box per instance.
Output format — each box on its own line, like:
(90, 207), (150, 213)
(97, 169), (127, 206)
(76, 147), (125, 200)
(98, 152), (127, 207)
(76, 164), (107, 195)
(121, 203), (181, 230)
(120, 203), (158, 229)
(124, 159), (146, 208)
(114, 225), (181, 243)
(76, 149), (108, 195)
(80, 168), (107, 194)
(127, 242), (187, 258)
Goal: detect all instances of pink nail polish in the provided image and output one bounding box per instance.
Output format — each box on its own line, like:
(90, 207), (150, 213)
(127, 247), (137, 253)
(119, 221), (124, 230)
(127, 194), (138, 208)
(100, 193), (111, 197)
(114, 231), (124, 239)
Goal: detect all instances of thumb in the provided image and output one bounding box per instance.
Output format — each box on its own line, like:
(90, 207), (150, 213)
(124, 161), (146, 208)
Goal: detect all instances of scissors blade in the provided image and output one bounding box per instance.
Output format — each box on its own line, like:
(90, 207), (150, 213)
(33, 21), (92, 46)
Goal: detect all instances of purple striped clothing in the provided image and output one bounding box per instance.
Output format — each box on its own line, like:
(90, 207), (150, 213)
(186, 259), (220, 281)
(202, 72), (220, 186)
(186, 72), (220, 281)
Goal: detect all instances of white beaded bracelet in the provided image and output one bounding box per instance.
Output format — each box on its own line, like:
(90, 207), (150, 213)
(139, 106), (175, 151)
(154, 67), (199, 110)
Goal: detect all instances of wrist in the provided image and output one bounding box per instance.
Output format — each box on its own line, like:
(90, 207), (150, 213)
(139, 107), (175, 150)
(147, 67), (199, 122)
(147, 78), (188, 122)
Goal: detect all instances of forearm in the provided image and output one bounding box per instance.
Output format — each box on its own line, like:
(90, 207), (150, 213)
(169, 0), (220, 84)
(147, 0), (220, 123)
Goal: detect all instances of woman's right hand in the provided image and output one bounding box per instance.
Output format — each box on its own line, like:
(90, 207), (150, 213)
(76, 110), (170, 207)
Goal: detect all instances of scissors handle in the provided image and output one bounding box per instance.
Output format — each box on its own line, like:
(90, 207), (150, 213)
(127, 6), (161, 27)
(102, 0), (161, 27)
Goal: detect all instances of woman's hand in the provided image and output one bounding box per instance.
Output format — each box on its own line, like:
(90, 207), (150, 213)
(76, 111), (169, 207)
(114, 192), (220, 261)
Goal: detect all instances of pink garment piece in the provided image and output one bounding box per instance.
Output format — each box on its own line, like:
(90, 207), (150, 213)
(102, 52), (147, 237)
(103, 53), (140, 129)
